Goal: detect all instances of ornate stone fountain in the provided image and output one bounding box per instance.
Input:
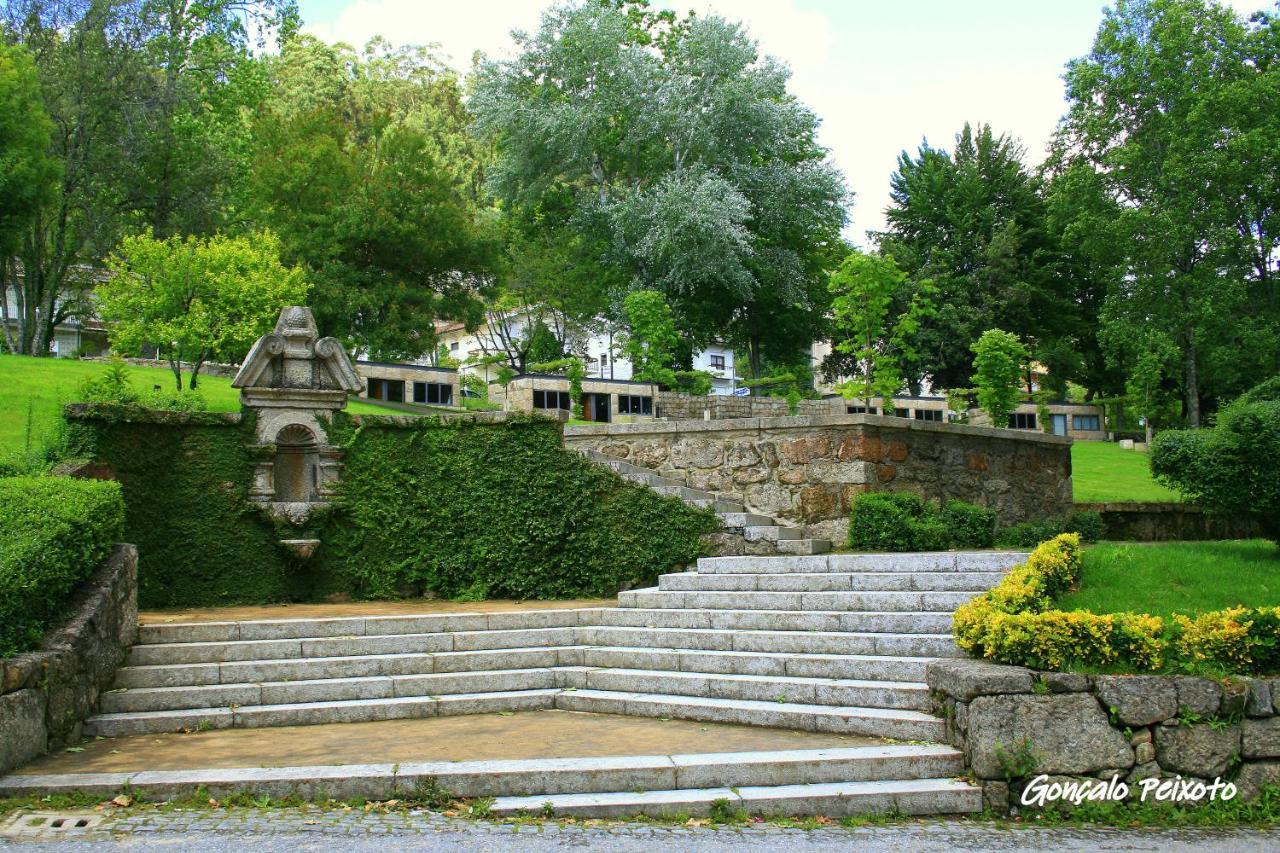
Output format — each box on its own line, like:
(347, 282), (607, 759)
(232, 306), (363, 558)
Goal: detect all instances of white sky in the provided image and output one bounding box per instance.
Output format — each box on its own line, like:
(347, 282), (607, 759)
(302, 0), (1277, 244)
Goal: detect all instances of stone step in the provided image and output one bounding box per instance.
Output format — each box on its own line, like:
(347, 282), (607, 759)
(657, 571), (1005, 593)
(689, 497), (748, 513)
(114, 647), (572, 689)
(127, 627), (578, 666)
(717, 512), (777, 527)
(490, 777), (983, 818)
(562, 667), (930, 711)
(101, 668), (560, 714)
(137, 610), (599, 645)
(554, 690), (946, 740)
(576, 626), (959, 657)
(83, 689), (563, 737)
(696, 552), (1029, 575)
(618, 589), (978, 613)
(742, 525), (802, 542)
(0, 744), (969, 802)
(579, 646), (933, 681)
(775, 539), (833, 556)
(594, 607), (956, 634)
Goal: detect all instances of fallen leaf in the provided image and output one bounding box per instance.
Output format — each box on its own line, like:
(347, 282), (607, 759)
(111, 795), (133, 807)
(65, 746), (85, 753)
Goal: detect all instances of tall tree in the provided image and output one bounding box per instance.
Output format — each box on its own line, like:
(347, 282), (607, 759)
(0, 42), (59, 354)
(1056, 0), (1278, 426)
(875, 123), (1072, 392)
(470, 1), (848, 376)
(249, 36), (498, 359)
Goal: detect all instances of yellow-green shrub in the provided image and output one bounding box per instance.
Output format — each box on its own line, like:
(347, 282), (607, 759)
(954, 534), (1280, 674)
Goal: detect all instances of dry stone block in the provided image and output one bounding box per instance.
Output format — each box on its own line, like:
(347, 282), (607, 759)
(1243, 717), (1280, 759)
(1247, 680), (1273, 717)
(1043, 672), (1091, 693)
(0, 689), (48, 775)
(926, 660), (1035, 702)
(671, 439), (723, 469)
(1234, 761), (1280, 801)
(1095, 676), (1177, 726)
(1174, 678), (1221, 718)
(1153, 724), (1241, 778)
(1221, 680), (1250, 716)
(967, 693), (1133, 778)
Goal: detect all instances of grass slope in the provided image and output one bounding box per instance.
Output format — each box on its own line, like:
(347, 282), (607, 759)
(1057, 540), (1280, 619)
(1071, 440), (1183, 504)
(0, 354), (403, 457)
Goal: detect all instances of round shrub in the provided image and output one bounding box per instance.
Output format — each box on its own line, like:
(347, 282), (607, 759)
(848, 492), (926, 551)
(940, 500), (997, 548)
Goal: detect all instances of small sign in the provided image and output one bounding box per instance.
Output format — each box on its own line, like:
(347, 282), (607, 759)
(732, 387), (750, 397)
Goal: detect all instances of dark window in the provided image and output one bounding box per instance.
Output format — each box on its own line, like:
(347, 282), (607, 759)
(1072, 414), (1100, 431)
(914, 408), (943, 422)
(600, 353), (608, 366)
(449, 341), (459, 352)
(533, 389), (571, 410)
(709, 354), (726, 370)
(618, 395), (653, 415)
(367, 378), (404, 402)
(847, 405), (878, 415)
(414, 382), (453, 405)
(1008, 412), (1037, 430)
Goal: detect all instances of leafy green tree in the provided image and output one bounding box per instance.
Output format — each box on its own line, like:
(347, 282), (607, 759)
(0, 42), (59, 354)
(970, 329), (1030, 428)
(1056, 0), (1279, 425)
(471, 1), (847, 375)
(100, 230), (308, 389)
(828, 252), (908, 408)
(876, 123), (1069, 391)
(249, 36), (498, 359)
(622, 290), (680, 387)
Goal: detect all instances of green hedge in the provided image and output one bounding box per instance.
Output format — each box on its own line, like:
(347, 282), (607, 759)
(848, 493), (996, 551)
(848, 492), (1102, 552)
(65, 408), (717, 608)
(0, 476), (124, 656)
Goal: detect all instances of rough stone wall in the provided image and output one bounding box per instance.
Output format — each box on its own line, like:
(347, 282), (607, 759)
(564, 415), (1072, 542)
(1074, 502), (1265, 542)
(928, 659), (1280, 811)
(0, 545), (138, 774)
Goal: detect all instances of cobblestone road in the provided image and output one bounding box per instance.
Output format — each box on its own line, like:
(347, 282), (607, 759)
(3, 809), (1280, 851)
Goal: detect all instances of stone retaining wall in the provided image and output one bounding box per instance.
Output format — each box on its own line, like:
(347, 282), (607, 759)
(1074, 502), (1266, 541)
(0, 544), (138, 775)
(928, 659), (1280, 811)
(655, 393), (832, 420)
(565, 415), (1072, 543)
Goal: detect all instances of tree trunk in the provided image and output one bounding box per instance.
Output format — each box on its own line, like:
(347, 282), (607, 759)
(170, 356), (183, 392)
(748, 338), (762, 379)
(1183, 330), (1200, 428)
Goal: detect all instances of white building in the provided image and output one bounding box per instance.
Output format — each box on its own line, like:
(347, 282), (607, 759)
(435, 309), (742, 395)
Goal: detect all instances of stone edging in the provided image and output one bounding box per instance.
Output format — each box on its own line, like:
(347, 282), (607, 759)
(927, 658), (1280, 812)
(0, 544), (138, 775)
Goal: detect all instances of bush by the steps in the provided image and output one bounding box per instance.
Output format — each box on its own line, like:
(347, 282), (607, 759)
(993, 510), (1104, 548)
(0, 475), (124, 656)
(848, 493), (996, 551)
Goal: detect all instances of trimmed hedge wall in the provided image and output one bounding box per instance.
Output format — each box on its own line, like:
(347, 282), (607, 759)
(65, 407), (717, 608)
(0, 476), (125, 656)
(953, 534), (1280, 675)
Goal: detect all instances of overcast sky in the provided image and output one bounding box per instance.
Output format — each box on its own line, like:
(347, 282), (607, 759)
(299, 0), (1276, 245)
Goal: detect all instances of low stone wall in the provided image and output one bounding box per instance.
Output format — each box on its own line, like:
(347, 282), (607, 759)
(84, 356), (240, 379)
(0, 544), (138, 775)
(1074, 502), (1266, 541)
(565, 415), (1072, 542)
(928, 659), (1280, 811)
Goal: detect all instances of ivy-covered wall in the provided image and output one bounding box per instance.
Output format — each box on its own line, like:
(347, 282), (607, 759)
(65, 406), (716, 608)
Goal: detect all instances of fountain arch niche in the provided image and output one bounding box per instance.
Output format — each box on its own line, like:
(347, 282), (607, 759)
(232, 306), (364, 559)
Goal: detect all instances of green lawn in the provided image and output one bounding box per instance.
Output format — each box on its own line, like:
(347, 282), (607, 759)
(0, 354), (404, 458)
(1071, 440), (1183, 503)
(1056, 540), (1280, 619)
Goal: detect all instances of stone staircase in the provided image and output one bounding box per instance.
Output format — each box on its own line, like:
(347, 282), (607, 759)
(4, 550), (1028, 817)
(575, 447), (832, 555)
